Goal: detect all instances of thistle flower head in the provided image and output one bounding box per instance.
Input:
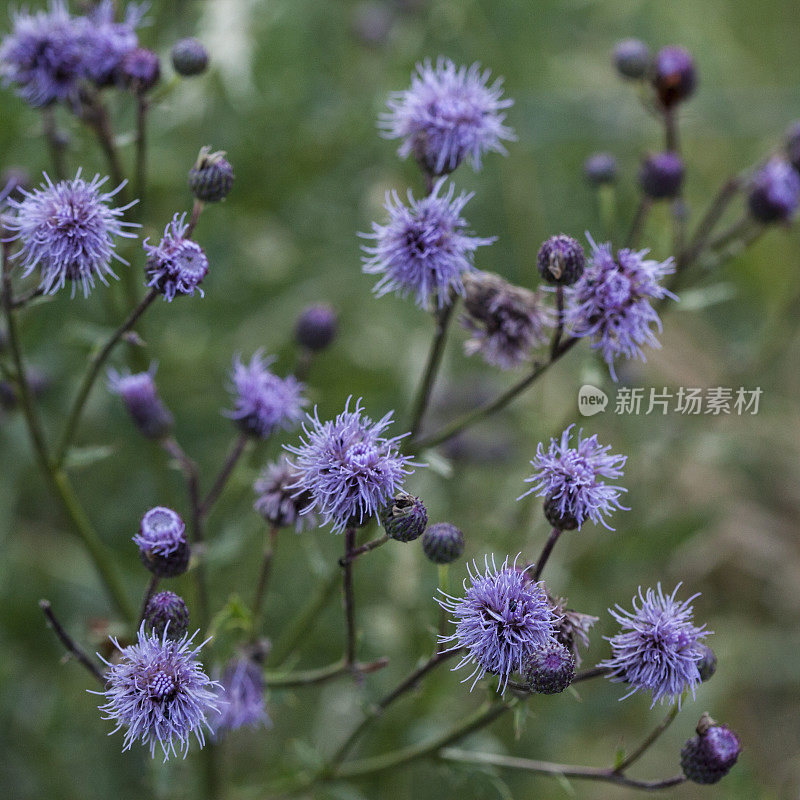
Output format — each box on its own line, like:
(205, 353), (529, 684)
(381, 57), (515, 175)
(95, 625), (219, 761)
(144, 212), (208, 301)
(212, 658), (271, 737)
(171, 37), (209, 77)
(747, 158), (800, 223)
(437, 555), (559, 692)
(226, 352), (306, 439)
(134, 506), (189, 577)
(4, 171), (138, 297)
(144, 591), (189, 640)
(421, 521), (464, 564)
(566, 234), (676, 380)
(461, 271), (551, 369)
(520, 424), (627, 531)
(0, 1), (84, 107)
(107, 363), (173, 440)
(598, 584), (711, 707)
(78, 1), (146, 86)
(285, 397), (415, 533)
(253, 457), (316, 532)
(361, 179), (494, 309)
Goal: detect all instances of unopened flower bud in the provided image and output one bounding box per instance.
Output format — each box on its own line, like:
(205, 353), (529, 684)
(584, 152), (618, 186)
(145, 591), (189, 639)
(189, 146), (234, 203)
(543, 494), (579, 531)
(379, 491), (427, 542)
(537, 234), (585, 286)
(295, 304), (338, 351)
(639, 152), (685, 199)
(696, 643), (717, 682)
(121, 48), (161, 93)
(108, 366), (174, 440)
(748, 158), (800, 223)
(134, 506), (190, 577)
(421, 522), (464, 564)
(614, 39), (651, 80)
(171, 38), (209, 77)
(681, 713), (741, 784)
(523, 641), (575, 694)
(652, 45), (696, 108)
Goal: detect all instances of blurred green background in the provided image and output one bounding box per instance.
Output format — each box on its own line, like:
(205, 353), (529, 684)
(1, 0), (799, 798)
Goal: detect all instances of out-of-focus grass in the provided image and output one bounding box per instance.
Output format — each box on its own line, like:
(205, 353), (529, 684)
(0, 0), (799, 798)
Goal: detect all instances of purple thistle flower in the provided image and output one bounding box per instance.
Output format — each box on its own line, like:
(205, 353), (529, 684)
(226, 352), (306, 439)
(94, 624), (219, 761)
(212, 658), (271, 737)
(437, 555), (559, 692)
(78, 1), (146, 86)
(747, 158), (800, 223)
(361, 178), (494, 309)
(4, 171), (138, 297)
(566, 234), (676, 381)
(381, 57), (515, 175)
(598, 584), (711, 707)
(253, 457), (317, 532)
(520, 424), (627, 531)
(285, 397), (415, 533)
(107, 363), (173, 440)
(144, 212), (208, 301)
(0, 1), (84, 107)
(134, 506), (186, 558)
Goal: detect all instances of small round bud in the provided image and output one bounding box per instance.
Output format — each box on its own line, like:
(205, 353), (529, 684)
(295, 304), (338, 351)
(108, 366), (174, 440)
(421, 522), (464, 564)
(613, 39), (651, 80)
(543, 494), (579, 531)
(785, 121), (800, 173)
(536, 234), (585, 286)
(171, 38), (210, 77)
(523, 641), (575, 694)
(189, 146), (234, 203)
(145, 591), (189, 639)
(639, 152), (685, 199)
(379, 492), (428, 542)
(747, 158), (800, 223)
(134, 506), (190, 578)
(652, 45), (696, 108)
(696, 643), (717, 682)
(583, 152), (618, 186)
(681, 714), (741, 785)
(121, 48), (161, 93)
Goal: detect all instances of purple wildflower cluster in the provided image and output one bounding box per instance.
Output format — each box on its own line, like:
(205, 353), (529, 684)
(96, 625), (219, 761)
(144, 213), (209, 301)
(361, 179), (494, 309)
(4, 171), (138, 297)
(381, 57), (514, 175)
(598, 584), (710, 707)
(286, 397), (415, 533)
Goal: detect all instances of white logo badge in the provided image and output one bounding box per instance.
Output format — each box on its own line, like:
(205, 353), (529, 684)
(578, 384), (608, 416)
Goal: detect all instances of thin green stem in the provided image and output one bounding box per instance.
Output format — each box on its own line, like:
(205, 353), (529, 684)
(531, 527), (562, 582)
(41, 107), (66, 180)
(338, 533), (390, 566)
(264, 657), (388, 689)
(40, 600), (105, 684)
(199, 432), (249, 517)
(550, 286), (564, 359)
(343, 527), (357, 666)
(627, 197), (651, 250)
(55, 288), (158, 467)
(138, 574), (159, 627)
(251, 524), (280, 638)
(614, 703), (680, 773)
(134, 93), (149, 205)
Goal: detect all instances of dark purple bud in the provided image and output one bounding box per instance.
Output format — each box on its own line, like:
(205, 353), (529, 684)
(189, 146), (234, 203)
(121, 48), (161, 93)
(652, 45), (696, 107)
(171, 38), (209, 77)
(748, 158), (800, 223)
(351, 2), (395, 47)
(379, 491), (428, 542)
(639, 151), (685, 199)
(295, 304), (338, 351)
(543, 494), (579, 531)
(537, 234), (586, 286)
(421, 522), (464, 564)
(108, 366), (174, 440)
(134, 506), (190, 577)
(696, 643), (717, 682)
(523, 641), (575, 694)
(145, 591), (189, 639)
(785, 121), (800, 173)
(613, 39), (651, 80)
(681, 713), (741, 784)
(584, 152), (618, 186)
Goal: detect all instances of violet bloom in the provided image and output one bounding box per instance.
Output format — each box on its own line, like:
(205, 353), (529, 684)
(95, 625), (219, 761)
(78, 1), (146, 86)
(285, 397), (415, 533)
(362, 179), (494, 309)
(0, 1), (84, 107)
(437, 555), (559, 693)
(107, 364), (173, 440)
(226, 352), (306, 439)
(566, 234), (676, 380)
(253, 457), (316, 532)
(144, 213), (208, 301)
(134, 506), (189, 578)
(520, 424), (627, 531)
(4, 171), (138, 297)
(381, 57), (515, 175)
(748, 158), (800, 223)
(212, 658), (271, 737)
(598, 584), (711, 707)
